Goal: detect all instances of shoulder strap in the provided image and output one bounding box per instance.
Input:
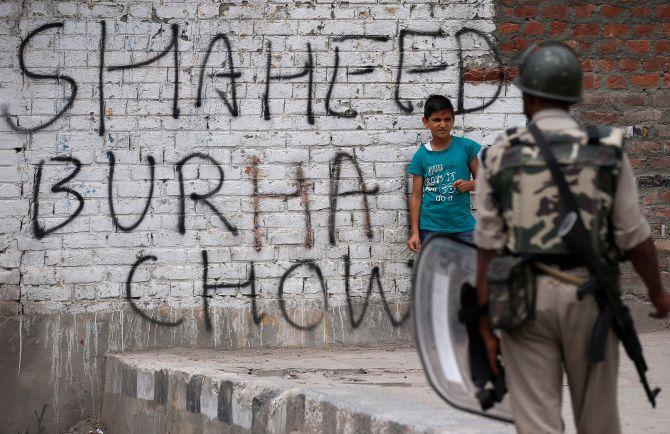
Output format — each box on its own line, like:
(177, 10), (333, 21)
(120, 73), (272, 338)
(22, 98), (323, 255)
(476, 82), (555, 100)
(504, 127), (524, 147)
(528, 124), (579, 210)
(527, 123), (591, 245)
(585, 125), (602, 145)
(480, 146), (489, 164)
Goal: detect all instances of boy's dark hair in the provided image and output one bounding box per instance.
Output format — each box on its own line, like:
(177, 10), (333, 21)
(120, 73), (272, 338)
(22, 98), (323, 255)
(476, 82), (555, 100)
(423, 94), (455, 119)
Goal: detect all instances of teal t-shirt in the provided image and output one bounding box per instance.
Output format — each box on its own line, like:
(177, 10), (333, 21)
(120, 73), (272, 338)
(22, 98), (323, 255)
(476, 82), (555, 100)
(408, 136), (482, 233)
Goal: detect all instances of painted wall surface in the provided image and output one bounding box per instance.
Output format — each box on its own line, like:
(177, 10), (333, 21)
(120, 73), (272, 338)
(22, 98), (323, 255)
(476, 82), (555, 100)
(0, 1), (523, 431)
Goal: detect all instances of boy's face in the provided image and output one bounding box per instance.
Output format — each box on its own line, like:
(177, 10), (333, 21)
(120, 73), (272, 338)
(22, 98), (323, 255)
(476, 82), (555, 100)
(422, 109), (455, 140)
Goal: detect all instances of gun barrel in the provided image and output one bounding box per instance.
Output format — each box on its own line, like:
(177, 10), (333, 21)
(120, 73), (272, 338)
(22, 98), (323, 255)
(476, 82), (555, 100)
(612, 309), (661, 407)
(642, 379), (661, 408)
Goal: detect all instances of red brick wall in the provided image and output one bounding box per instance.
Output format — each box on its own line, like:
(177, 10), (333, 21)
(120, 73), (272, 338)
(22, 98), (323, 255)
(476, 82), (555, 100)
(493, 1), (670, 275)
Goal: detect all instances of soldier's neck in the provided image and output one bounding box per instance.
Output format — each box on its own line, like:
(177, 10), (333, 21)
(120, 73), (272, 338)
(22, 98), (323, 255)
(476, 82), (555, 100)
(524, 95), (572, 120)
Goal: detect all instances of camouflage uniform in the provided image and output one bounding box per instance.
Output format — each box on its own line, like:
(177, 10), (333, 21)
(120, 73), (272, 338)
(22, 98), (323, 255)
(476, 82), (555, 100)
(475, 109), (651, 434)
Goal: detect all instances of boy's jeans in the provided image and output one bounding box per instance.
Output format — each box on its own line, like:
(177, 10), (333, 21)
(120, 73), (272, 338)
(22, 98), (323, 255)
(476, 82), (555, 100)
(419, 229), (474, 245)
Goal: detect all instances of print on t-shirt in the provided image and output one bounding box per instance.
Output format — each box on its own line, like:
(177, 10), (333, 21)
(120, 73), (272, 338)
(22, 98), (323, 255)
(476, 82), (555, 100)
(425, 165), (457, 202)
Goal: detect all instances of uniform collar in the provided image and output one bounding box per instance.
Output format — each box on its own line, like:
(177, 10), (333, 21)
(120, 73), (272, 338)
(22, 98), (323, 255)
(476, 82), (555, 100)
(531, 108), (573, 122)
(530, 108), (579, 130)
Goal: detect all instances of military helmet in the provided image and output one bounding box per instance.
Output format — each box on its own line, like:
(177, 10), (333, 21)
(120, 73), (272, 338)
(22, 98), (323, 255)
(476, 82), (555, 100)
(513, 42), (582, 102)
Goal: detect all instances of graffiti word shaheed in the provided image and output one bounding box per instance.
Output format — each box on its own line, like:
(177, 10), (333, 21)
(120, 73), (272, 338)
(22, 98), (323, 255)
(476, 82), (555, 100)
(4, 22), (503, 134)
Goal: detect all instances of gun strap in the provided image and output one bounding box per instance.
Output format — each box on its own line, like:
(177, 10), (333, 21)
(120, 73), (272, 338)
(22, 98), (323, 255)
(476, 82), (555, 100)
(585, 125), (602, 144)
(527, 123), (584, 226)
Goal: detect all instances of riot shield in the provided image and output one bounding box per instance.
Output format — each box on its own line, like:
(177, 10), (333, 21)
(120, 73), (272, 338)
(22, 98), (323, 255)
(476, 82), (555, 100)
(412, 234), (513, 422)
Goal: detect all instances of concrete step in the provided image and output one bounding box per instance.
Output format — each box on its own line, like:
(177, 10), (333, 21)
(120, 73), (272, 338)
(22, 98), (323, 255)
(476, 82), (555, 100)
(101, 332), (670, 434)
(101, 346), (513, 434)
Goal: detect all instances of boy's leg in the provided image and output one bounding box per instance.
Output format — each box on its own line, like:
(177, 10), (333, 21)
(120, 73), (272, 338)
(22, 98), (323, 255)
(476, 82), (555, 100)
(453, 230), (474, 243)
(420, 230), (474, 244)
(419, 229), (434, 245)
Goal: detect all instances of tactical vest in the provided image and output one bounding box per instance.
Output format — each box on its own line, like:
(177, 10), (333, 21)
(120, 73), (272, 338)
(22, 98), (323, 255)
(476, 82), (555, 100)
(486, 125), (624, 260)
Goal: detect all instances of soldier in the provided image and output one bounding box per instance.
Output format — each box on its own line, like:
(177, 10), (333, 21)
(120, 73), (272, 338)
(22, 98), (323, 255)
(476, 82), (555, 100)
(474, 42), (670, 434)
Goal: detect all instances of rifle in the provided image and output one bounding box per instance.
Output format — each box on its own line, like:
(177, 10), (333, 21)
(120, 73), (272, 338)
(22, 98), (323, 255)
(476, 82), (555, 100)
(528, 123), (661, 408)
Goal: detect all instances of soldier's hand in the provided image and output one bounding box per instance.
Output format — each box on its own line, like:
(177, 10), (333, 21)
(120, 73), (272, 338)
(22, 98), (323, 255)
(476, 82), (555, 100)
(408, 233), (421, 253)
(479, 319), (500, 376)
(649, 289), (670, 318)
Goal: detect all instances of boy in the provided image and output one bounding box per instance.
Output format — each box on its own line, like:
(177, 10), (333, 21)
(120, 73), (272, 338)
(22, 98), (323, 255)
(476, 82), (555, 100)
(407, 95), (481, 252)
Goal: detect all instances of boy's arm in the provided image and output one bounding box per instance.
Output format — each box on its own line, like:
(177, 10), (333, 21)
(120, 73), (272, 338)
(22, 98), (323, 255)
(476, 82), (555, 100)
(469, 156), (479, 178)
(453, 157), (479, 192)
(408, 175), (423, 252)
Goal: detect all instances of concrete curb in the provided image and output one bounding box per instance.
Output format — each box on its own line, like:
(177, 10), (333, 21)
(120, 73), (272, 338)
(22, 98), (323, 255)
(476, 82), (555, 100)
(102, 352), (512, 434)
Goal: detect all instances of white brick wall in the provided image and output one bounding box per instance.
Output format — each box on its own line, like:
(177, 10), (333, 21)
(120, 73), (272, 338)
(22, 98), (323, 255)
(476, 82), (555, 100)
(0, 0), (522, 317)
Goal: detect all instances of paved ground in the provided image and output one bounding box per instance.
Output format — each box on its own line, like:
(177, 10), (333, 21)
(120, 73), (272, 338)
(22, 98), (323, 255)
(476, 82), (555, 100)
(596, 331), (670, 434)
(106, 331), (669, 433)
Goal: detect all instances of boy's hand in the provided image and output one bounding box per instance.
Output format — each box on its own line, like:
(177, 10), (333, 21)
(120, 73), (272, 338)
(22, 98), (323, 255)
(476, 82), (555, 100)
(408, 233), (421, 252)
(453, 179), (475, 192)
